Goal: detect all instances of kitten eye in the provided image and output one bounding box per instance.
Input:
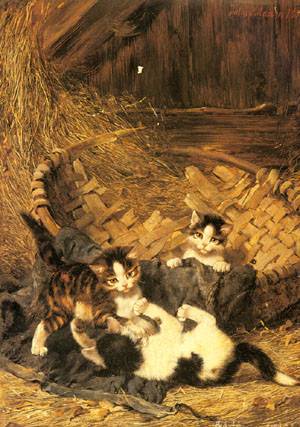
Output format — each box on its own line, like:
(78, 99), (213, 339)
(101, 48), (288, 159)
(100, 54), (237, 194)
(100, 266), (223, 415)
(211, 237), (219, 244)
(107, 277), (118, 286)
(194, 232), (202, 239)
(126, 267), (138, 279)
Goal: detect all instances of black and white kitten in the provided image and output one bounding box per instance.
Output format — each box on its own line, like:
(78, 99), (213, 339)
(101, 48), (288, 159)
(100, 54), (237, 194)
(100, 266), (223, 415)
(83, 298), (299, 388)
(167, 211), (232, 272)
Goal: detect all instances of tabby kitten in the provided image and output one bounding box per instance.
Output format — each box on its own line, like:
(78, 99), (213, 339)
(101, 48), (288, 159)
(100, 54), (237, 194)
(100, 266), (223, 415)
(167, 211), (232, 272)
(21, 214), (151, 366)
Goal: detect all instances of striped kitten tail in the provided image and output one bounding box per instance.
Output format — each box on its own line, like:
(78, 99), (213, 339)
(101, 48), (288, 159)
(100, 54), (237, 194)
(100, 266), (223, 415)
(236, 342), (299, 386)
(21, 212), (62, 268)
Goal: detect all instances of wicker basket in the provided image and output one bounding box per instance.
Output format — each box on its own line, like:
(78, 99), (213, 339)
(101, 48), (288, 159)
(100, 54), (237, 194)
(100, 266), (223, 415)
(30, 130), (300, 322)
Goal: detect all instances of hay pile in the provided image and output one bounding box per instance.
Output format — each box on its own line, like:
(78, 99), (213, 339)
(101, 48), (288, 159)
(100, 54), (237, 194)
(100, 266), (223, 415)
(0, 2), (187, 276)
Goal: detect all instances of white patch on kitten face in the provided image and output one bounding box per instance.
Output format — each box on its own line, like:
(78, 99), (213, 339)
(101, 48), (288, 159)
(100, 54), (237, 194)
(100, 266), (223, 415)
(111, 261), (142, 318)
(111, 261), (138, 293)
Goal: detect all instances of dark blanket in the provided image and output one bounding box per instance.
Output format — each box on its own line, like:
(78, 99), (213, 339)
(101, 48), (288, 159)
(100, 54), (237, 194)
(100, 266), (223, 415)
(0, 227), (256, 403)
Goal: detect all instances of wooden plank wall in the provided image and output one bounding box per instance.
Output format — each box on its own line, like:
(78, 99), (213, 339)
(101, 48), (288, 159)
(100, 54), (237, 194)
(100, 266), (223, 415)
(35, 0), (300, 109)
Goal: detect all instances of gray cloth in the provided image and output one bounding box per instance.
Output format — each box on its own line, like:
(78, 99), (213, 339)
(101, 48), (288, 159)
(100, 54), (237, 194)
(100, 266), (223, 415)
(32, 227), (256, 331)
(0, 227), (256, 404)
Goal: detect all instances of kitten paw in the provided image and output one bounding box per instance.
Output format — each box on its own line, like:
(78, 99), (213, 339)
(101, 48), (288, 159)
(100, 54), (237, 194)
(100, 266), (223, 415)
(166, 258), (182, 269)
(133, 297), (148, 316)
(107, 317), (122, 334)
(177, 304), (191, 322)
(31, 344), (48, 357)
(177, 304), (216, 325)
(213, 261), (231, 273)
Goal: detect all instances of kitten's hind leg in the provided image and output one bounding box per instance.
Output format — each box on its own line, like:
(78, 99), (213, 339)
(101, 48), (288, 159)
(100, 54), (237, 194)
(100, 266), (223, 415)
(32, 313), (68, 356)
(71, 319), (106, 367)
(31, 321), (50, 356)
(71, 302), (106, 367)
(177, 304), (216, 326)
(81, 346), (104, 366)
(70, 318), (96, 348)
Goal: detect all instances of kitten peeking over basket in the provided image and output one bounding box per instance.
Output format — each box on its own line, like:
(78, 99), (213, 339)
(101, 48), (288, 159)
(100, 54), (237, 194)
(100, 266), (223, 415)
(167, 211), (232, 272)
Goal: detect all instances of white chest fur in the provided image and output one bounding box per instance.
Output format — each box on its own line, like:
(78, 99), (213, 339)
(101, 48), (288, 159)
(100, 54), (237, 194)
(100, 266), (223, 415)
(114, 288), (142, 318)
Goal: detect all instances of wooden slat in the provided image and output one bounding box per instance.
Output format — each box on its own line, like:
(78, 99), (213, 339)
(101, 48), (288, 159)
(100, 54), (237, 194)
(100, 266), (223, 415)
(83, 193), (107, 214)
(31, 180), (45, 191)
(70, 178), (100, 198)
(255, 243), (286, 270)
(120, 209), (138, 228)
(65, 197), (83, 212)
(142, 236), (169, 260)
(113, 229), (139, 246)
(74, 213), (94, 229)
(97, 201), (124, 225)
(139, 217), (189, 248)
(83, 224), (110, 245)
(73, 159), (89, 181)
(185, 166), (221, 202)
(103, 219), (128, 240)
(212, 165), (242, 183)
(184, 193), (212, 213)
(32, 188), (47, 199)
(143, 210), (163, 232)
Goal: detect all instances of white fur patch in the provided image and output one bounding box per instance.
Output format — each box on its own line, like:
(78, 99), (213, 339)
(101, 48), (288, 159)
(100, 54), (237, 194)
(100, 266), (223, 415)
(114, 287), (142, 318)
(133, 303), (183, 380)
(129, 302), (235, 383)
(113, 261), (126, 281)
(31, 321), (49, 356)
(274, 371), (298, 386)
(203, 224), (215, 240)
(166, 257), (183, 269)
(131, 303), (234, 382)
(179, 306), (235, 382)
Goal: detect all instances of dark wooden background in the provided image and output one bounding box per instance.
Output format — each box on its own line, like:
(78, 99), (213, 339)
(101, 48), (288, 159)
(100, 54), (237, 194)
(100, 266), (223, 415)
(33, 0), (300, 108)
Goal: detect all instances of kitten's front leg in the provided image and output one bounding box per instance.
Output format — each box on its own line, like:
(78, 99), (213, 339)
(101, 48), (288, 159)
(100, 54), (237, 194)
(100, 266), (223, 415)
(31, 321), (49, 356)
(133, 297), (149, 316)
(166, 257), (183, 269)
(213, 260), (231, 273)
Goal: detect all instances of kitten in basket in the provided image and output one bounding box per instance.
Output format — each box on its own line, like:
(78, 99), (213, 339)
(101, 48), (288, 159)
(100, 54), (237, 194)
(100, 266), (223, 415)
(167, 211), (232, 273)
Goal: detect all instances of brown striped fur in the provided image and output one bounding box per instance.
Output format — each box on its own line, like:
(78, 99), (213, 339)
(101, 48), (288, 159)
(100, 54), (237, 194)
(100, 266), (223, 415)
(21, 213), (140, 365)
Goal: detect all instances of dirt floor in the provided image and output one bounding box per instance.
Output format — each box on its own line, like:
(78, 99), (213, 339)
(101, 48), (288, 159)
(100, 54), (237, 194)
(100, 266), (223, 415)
(1, 324), (299, 427)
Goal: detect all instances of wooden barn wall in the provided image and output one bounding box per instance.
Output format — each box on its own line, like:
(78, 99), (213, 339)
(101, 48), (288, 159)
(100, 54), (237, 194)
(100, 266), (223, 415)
(86, 0), (300, 108)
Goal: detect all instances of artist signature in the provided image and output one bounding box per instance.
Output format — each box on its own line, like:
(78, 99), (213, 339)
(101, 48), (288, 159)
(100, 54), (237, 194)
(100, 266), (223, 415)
(229, 7), (300, 19)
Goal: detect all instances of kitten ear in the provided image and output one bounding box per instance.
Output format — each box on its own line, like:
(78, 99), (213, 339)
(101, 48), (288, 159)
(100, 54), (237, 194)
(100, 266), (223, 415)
(221, 223), (233, 236)
(122, 246), (136, 258)
(190, 210), (201, 228)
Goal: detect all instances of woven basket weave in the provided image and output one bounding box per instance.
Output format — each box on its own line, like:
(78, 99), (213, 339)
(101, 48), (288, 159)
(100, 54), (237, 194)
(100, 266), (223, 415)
(30, 131), (300, 322)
